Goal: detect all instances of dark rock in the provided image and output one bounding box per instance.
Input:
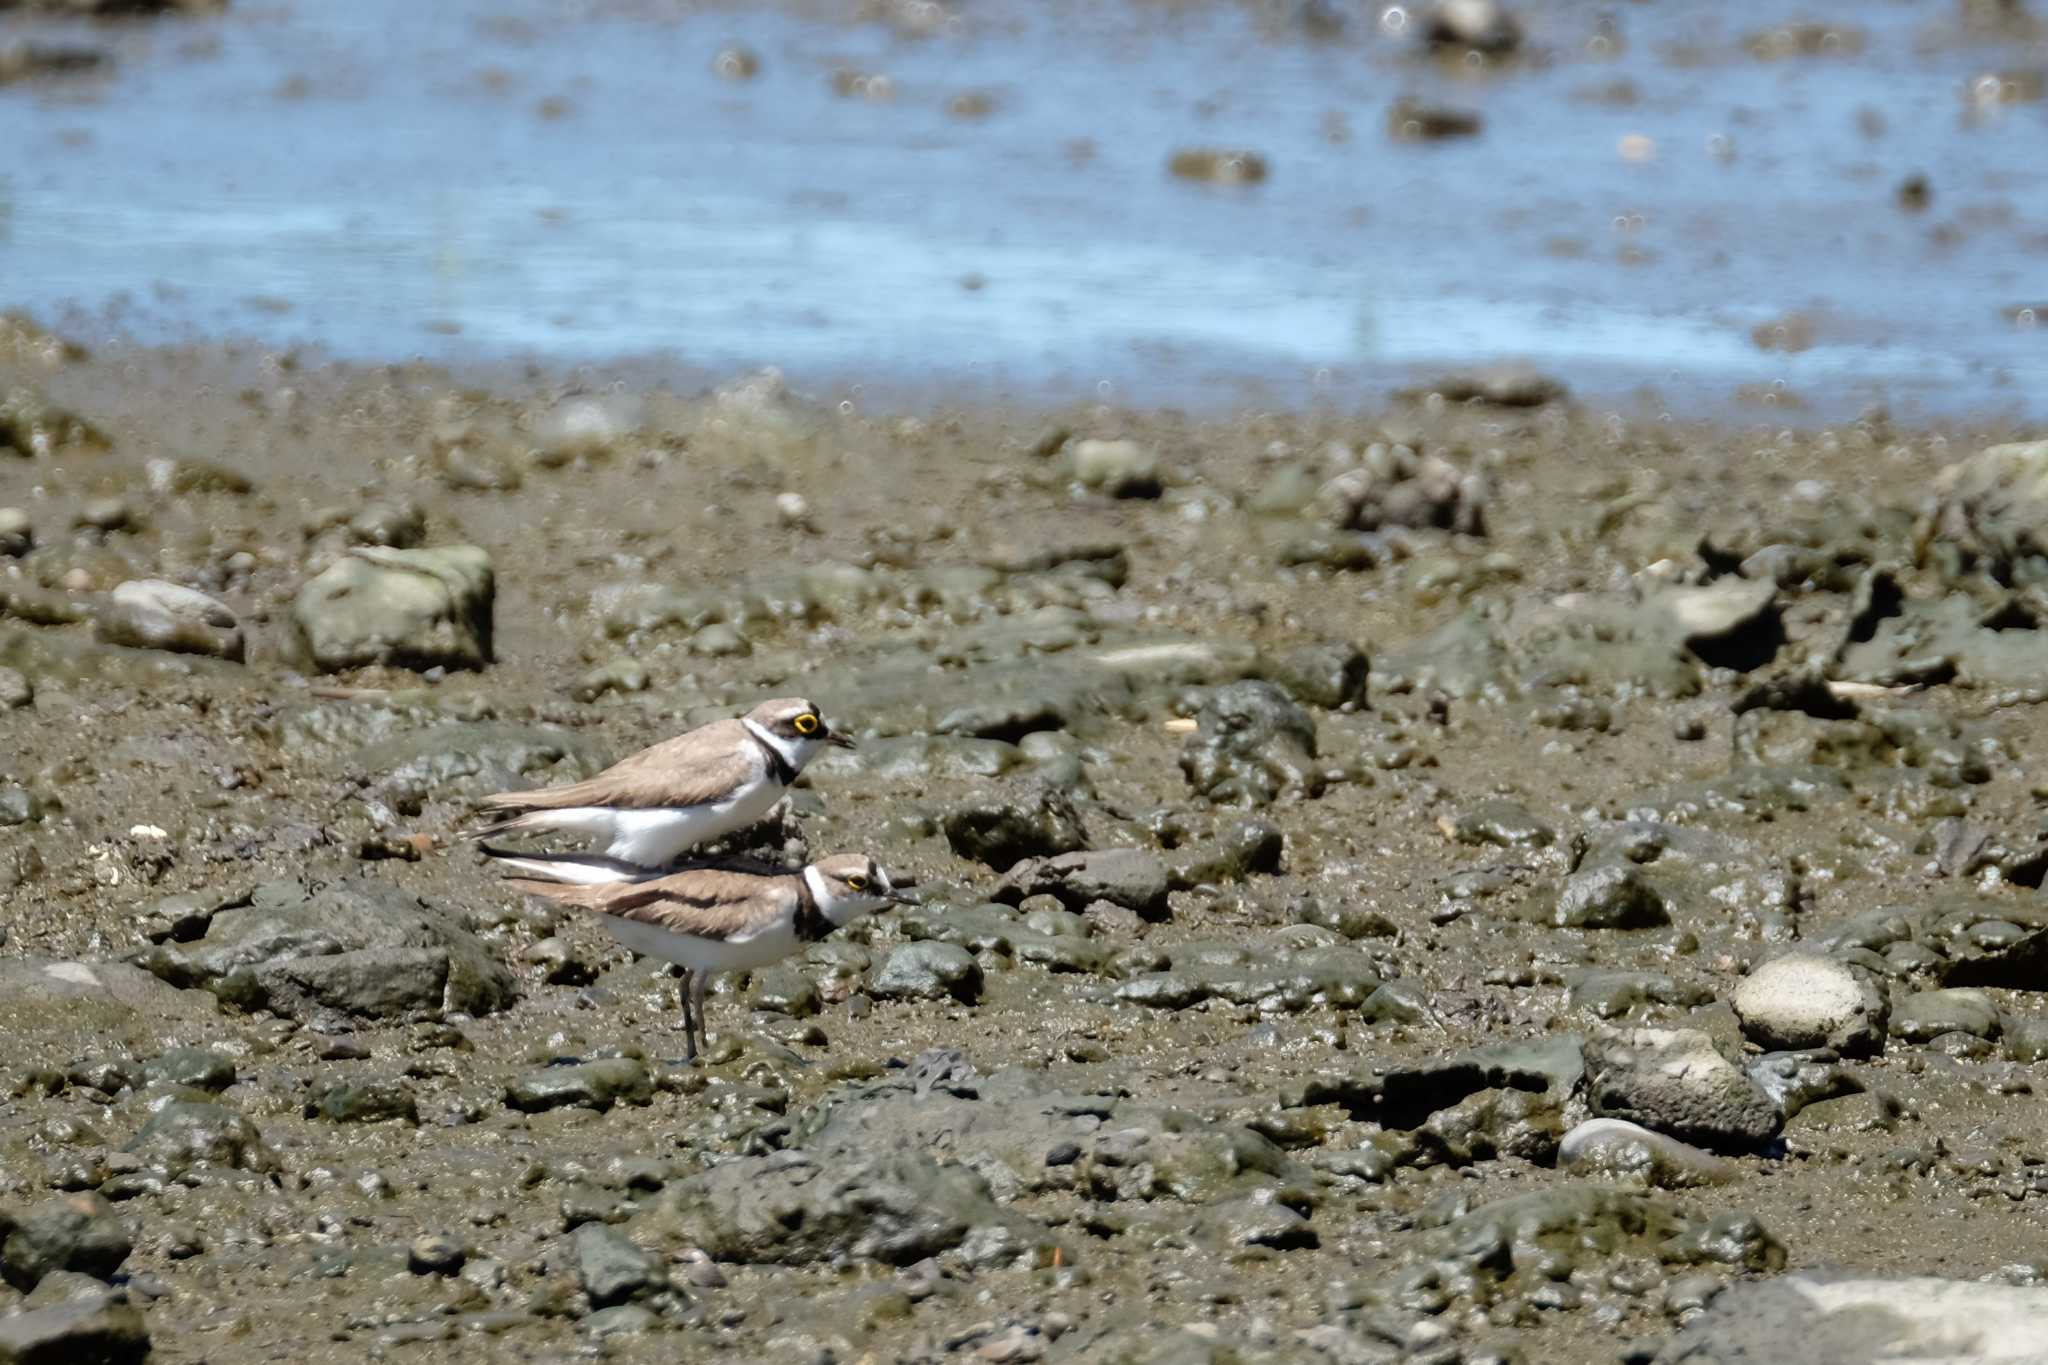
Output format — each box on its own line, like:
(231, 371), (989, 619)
(1890, 988), (2000, 1043)
(140, 1047), (235, 1093)
(1317, 445), (1489, 532)
(1290, 898), (1396, 940)
(1169, 817), (1285, 885)
(408, 1234), (464, 1276)
(0, 1289), (149, 1365)
(659, 1148), (1054, 1268)
(1582, 1027), (1782, 1151)
(942, 784), (1088, 870)
(1452, 799), (1555, 849)
(307, 1077), (418, 1124)
(505, 1059), (652, 1113)
(1545, 862), (1671, 929)
(291, 545), (494, 673)
(869, 943), (983, 1003)
(1179, 681), (1322, 807)
(125, 1101), (276, 1175)
(1204, 1199), (1317, 1250)
(1413, 1088), (1562, 1167)
(134, 878), (517, 1022)
(573, 1224), (667, 1308)
(1260, 641), (1369, 709)
(993, 849), (1171, 920)
(0, 1194), (131, 1290)
(1567, 969), (1711, 1020)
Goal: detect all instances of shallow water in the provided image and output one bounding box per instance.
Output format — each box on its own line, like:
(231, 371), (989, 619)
(2, 0), (2046, 415)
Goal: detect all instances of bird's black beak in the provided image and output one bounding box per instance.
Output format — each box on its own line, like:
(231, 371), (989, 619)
(887, 888), (921, 906)
(827, 730), (857, 749)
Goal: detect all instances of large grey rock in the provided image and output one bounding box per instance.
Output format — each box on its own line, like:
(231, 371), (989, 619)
(0, 1194), (131, 1290)
(992, 848), (1171, 920)
(1733, 953), (1887, 1055)
(1178, 681), (1322, 807)
(291, 545), (494, 672)
(1581, 1027), (1782, 1151)
(94, 580), (243, 661)
(134, 878), (516, 1022)
(0, 1289), (149, 1365)
(1654, 1273), (2048, 1364)
(658, 1147), (1054, 1268)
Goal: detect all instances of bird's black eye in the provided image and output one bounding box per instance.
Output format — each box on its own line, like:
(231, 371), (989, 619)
(793, 713), (820, 735)
(847, 874), (867, 891)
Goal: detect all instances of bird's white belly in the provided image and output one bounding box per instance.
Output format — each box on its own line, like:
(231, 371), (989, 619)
(600, 916), (800, 975)
(594, 782), (777, 864)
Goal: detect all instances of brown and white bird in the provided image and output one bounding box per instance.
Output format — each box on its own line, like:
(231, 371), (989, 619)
(469, 697), (853, 876)
(502, 853), (916, 1060)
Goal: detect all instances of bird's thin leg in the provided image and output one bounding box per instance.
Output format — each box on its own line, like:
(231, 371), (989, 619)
(689, 970), (712, 1061)
(679, 968), (698, 1064)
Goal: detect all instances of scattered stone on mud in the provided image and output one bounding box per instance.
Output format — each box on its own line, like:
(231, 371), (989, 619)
(573, 1224), (669, 1308)
(869, 941), (983, 1002)
(0, 1289), (150, 1365)
(1387, 95), (1484, 140)
(1542, 861), (1673, 929)
(1582, 1027), (1783, 1151)
(506, 1058), (653, 1114)
(1733, 953), (1887, 1055)
(1066, 438), (1162, 497)
(992, 848), (1171, 919)
(1423, 0), (1521, 54)
(93, 580), (244, 662)
(1557, 1118), (1736, 1188)
(1889, 987), (2001, 1044)
(0, 1194), (132, 1291)
(0, 507), (30, 557)
(125, 1101), (276, 1176)
(291, 545), (495, 672)
(0, 385), (105, 459)
(134, 878), (516, 1021)
(1178, 680), (1322, 806)
(1316, 444), (1488, 534)
(659, 1147), (1055, 1269)
(942, 782), (1089, 869)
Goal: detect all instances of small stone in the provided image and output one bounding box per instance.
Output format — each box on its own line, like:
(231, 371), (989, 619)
(1891, 988), (2001, 1044)
(748, 966), (819, 1017)
(1733, 954), (1887, 1056)
(774, 491), (810, 526)
(993, 849), (1171, 920)
(73, 498), (132, 533)
(869, 943), (983, 1003)
(1452, 799), (1555, 849)
(125, 1101), (276, 1175)
(688, 622), (750, 657)
(573, 1224), (667, 1308)
(533, 393), (645, 464)
(505, 1059), (653, 1113)
(0, 508), (30, 557)
(943, 784), (1089, 870)
(307, 1077), (419, 1124)
(1557, 1118), (1735, 1188)
(0, 668), (30, 709)
(140, 1048), (236, 1093)
(1548, 863), (1671, 929)
(1068, 439), (1161, 498)
(1179, 681), (1322, 808)
(1424, 0), (1521, 53)
(409, 1233), (465, 1276)
(520, 937), (598, 987)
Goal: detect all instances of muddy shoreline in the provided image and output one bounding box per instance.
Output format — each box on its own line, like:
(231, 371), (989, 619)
(2, 322), (2048, 1361)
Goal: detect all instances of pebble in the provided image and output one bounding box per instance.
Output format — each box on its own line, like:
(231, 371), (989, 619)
(408, 1234), (465, 1276)
(1558, 1118), (1736, 1187)
(505, 1059), (653, 1114)
(1890, 988), (2001, 1044)
(869, 942), (984, 1003)
(0, 667), (30, 709)
(1732, 953), (1887, 1055)
(0, 506), (30, 556)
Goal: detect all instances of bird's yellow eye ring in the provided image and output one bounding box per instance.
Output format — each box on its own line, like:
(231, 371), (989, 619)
(847, 875), (867, 890)
(794, 713), (820, 735)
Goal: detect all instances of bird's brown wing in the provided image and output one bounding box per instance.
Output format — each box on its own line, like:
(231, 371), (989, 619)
(506, 867), (799, 942)
(474, 719), (759, 814)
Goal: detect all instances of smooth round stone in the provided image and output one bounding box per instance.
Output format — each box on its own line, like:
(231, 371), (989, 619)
(409, 1233), (465, 1276)
(1732, 953), (1886, 1055)
(1557, 1118), (1735, 1188)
